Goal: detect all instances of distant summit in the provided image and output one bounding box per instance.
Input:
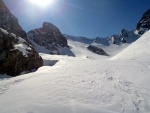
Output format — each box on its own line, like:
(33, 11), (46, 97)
(136, 9), (150, 35)
(91, 29), (139, 46)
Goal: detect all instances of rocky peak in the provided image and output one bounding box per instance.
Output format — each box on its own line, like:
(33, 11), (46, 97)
(42, 22), (59, 31)
(119, 29), (129, 43)
(27, 22), (68, 55)
(0, 0), (26, 38)
(136, 9), (150, 35)
(0, 0), (9, 11)
(42, 22), (67, 47)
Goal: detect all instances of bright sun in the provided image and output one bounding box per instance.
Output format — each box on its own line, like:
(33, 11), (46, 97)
(29, 0), (54, 8)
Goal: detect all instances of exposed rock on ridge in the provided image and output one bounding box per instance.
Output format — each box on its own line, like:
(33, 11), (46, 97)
(136, 9), (150, 35)
(0, 0), (26, 38)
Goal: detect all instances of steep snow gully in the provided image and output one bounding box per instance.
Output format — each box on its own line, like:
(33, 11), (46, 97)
(0, 31), (150, 113)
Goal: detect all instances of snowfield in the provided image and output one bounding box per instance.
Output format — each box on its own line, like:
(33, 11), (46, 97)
(0, 31), (150, 113)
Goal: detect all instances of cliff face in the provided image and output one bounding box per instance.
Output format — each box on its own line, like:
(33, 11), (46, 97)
(0, 28), (43, 76)
(0, 0), (43, 76)
(0, 0), (26, 38)
(136, 9), (150, 35)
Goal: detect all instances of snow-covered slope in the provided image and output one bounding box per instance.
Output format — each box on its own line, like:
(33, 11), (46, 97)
(0, 34), (150, 113)
(67, 37), (108, 59)
(65, 29), (139, 57)
(111, 30), (150, 61)
(91, 42), (130, 56)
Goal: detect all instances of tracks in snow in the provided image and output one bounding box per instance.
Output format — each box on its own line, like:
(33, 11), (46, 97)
(85, 71), (150, 113)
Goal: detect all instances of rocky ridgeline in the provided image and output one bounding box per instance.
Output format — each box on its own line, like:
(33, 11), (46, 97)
(27, 22), (68, 55)
(136, 9), (150, 35)
(0, 0), (26, 39)
(85, 29), (139, 56)
(0, 0), (43, 76)
(94, 29), (139, 46)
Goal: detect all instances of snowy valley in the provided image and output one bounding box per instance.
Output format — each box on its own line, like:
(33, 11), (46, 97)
(0, 0), (150, 113)
(0, 30), (150, 113)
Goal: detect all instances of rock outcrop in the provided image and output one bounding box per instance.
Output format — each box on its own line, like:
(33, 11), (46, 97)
(0, 0), (26, 39)
(27, 22), (69, 55)
(0, 28), (43, 76)
(136, 9), (150, 35)
(87, 45), (108, 56)
(0, 0), (43, 76)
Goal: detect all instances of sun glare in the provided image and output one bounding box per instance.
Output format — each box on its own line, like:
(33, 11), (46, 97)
(29, 0), (54, 8)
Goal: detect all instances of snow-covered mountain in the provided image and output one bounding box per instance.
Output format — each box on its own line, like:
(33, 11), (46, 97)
(94, 29), (139, 46)
(136, 9), (150, 35)
(27, 22), (74, 56)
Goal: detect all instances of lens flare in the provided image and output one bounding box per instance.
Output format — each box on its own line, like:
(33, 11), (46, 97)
(29, 0), (53, 8)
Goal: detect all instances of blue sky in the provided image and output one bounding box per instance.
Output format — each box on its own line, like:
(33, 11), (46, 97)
(4, 0), (150, 38)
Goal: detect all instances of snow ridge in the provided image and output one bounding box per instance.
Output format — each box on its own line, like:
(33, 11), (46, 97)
(111, 30), (150, 61)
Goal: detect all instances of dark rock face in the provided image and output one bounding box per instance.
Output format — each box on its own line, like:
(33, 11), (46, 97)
(136, 9), (150, 35)
(27, 22), (68, 55)
(0, 28), (43, 76)
(87, 45), (108, 56)
(0, 0), (26, 39)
